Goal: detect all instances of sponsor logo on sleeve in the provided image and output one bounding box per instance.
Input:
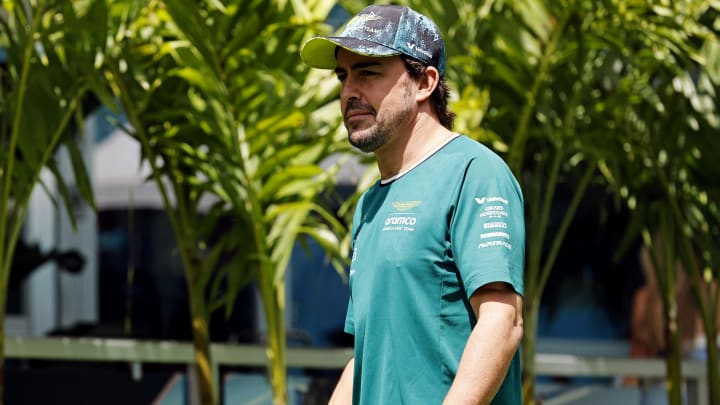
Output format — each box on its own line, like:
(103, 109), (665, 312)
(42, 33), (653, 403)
(480, 231), (510, 239)
(478, 240), (512, 250)
(475, 196), (509, 205)
(475, 196), (512, 250)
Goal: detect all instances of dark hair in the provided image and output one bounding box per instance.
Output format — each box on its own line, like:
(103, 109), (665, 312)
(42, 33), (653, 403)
(401, 55), (455, 130)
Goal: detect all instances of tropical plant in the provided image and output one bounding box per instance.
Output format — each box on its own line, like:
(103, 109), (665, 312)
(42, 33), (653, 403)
(0, 1), (112, 403)
(601, 3), (720, 400)
(99, 0), (348, 403)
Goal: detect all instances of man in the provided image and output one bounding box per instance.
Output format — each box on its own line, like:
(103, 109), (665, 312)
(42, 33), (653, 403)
(300, 5), (525, 404)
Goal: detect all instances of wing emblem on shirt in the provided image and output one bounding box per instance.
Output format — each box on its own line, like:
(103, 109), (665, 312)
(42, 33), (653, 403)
(392, 200), (422, 211)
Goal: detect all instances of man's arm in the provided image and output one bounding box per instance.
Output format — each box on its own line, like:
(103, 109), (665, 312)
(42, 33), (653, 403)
(443, 282), (524, 405)
(329, 357), (354, 405)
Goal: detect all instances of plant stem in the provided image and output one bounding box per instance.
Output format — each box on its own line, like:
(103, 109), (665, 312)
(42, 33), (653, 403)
(109, 66), (218, 404)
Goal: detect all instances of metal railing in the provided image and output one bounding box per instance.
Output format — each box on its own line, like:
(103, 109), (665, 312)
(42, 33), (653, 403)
(5, 336), (711, 405)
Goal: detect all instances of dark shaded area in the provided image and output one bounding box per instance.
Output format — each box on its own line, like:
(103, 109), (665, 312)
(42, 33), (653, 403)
(10, 240), (85, 292)
(5, 361), (178, 405)
(96, 208), (257, 342)
(7, 240), (86, 315)
(538, 182), (644, 340)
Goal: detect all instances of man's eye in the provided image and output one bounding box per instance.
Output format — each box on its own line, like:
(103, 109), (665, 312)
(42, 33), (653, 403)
(360, 70), (376, 77)
(336, 74), (347, 82)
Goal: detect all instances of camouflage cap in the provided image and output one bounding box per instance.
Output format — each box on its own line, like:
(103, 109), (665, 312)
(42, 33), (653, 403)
(301, 5), (446, 76)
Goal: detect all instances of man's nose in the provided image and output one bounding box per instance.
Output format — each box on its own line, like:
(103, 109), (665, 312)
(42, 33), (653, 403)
(340, 75), (360, 105)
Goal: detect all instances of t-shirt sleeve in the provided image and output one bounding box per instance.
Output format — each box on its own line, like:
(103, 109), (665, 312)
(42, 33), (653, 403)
(449, 157), (525, 298)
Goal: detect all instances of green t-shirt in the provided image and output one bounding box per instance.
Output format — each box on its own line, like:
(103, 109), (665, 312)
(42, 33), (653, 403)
(345, 135), (524, 404)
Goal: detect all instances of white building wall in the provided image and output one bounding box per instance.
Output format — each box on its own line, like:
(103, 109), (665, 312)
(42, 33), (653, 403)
(24, 169), (59, 336)
(19, 112), (100, 336)
(56, 114), (98, 329)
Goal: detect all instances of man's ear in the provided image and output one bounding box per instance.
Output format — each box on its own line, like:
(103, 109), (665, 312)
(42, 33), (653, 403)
(416, 66), (440, 103)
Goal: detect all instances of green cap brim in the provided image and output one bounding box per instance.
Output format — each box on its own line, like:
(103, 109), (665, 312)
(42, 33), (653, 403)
(300, 36), (401, 70)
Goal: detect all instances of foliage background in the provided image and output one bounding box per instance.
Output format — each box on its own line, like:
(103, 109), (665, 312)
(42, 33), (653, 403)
(1, 0), (719, 404)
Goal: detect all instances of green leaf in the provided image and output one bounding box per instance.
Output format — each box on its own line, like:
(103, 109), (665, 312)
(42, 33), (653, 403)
(45, 158), (78, 231)
(259, 165), (325, 202)
(64, 132), (96, 212)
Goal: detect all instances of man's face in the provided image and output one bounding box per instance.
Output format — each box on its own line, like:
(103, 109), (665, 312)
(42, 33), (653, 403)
(334, 49), (416, 153)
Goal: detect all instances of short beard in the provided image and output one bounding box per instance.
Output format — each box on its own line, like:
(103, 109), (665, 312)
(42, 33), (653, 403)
(346, 82), (413, 153)
(348, 121), (392, 153)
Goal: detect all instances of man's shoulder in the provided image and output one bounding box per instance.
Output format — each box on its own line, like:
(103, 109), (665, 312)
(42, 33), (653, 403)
(443, 135), (511, 170)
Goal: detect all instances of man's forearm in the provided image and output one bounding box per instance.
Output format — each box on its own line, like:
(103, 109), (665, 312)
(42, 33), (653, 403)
(444, 287), (523, 404)
(329, 357), (354, 405)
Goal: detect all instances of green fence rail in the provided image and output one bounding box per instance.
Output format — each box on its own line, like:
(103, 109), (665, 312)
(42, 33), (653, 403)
(4, 337), (710, 405)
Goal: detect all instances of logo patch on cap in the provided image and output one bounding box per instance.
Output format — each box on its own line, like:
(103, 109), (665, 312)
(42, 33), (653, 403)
(348, 11), (382, 26)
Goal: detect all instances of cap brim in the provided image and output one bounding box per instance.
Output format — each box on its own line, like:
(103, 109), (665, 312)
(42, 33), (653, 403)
(300, 36), (401, 70)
